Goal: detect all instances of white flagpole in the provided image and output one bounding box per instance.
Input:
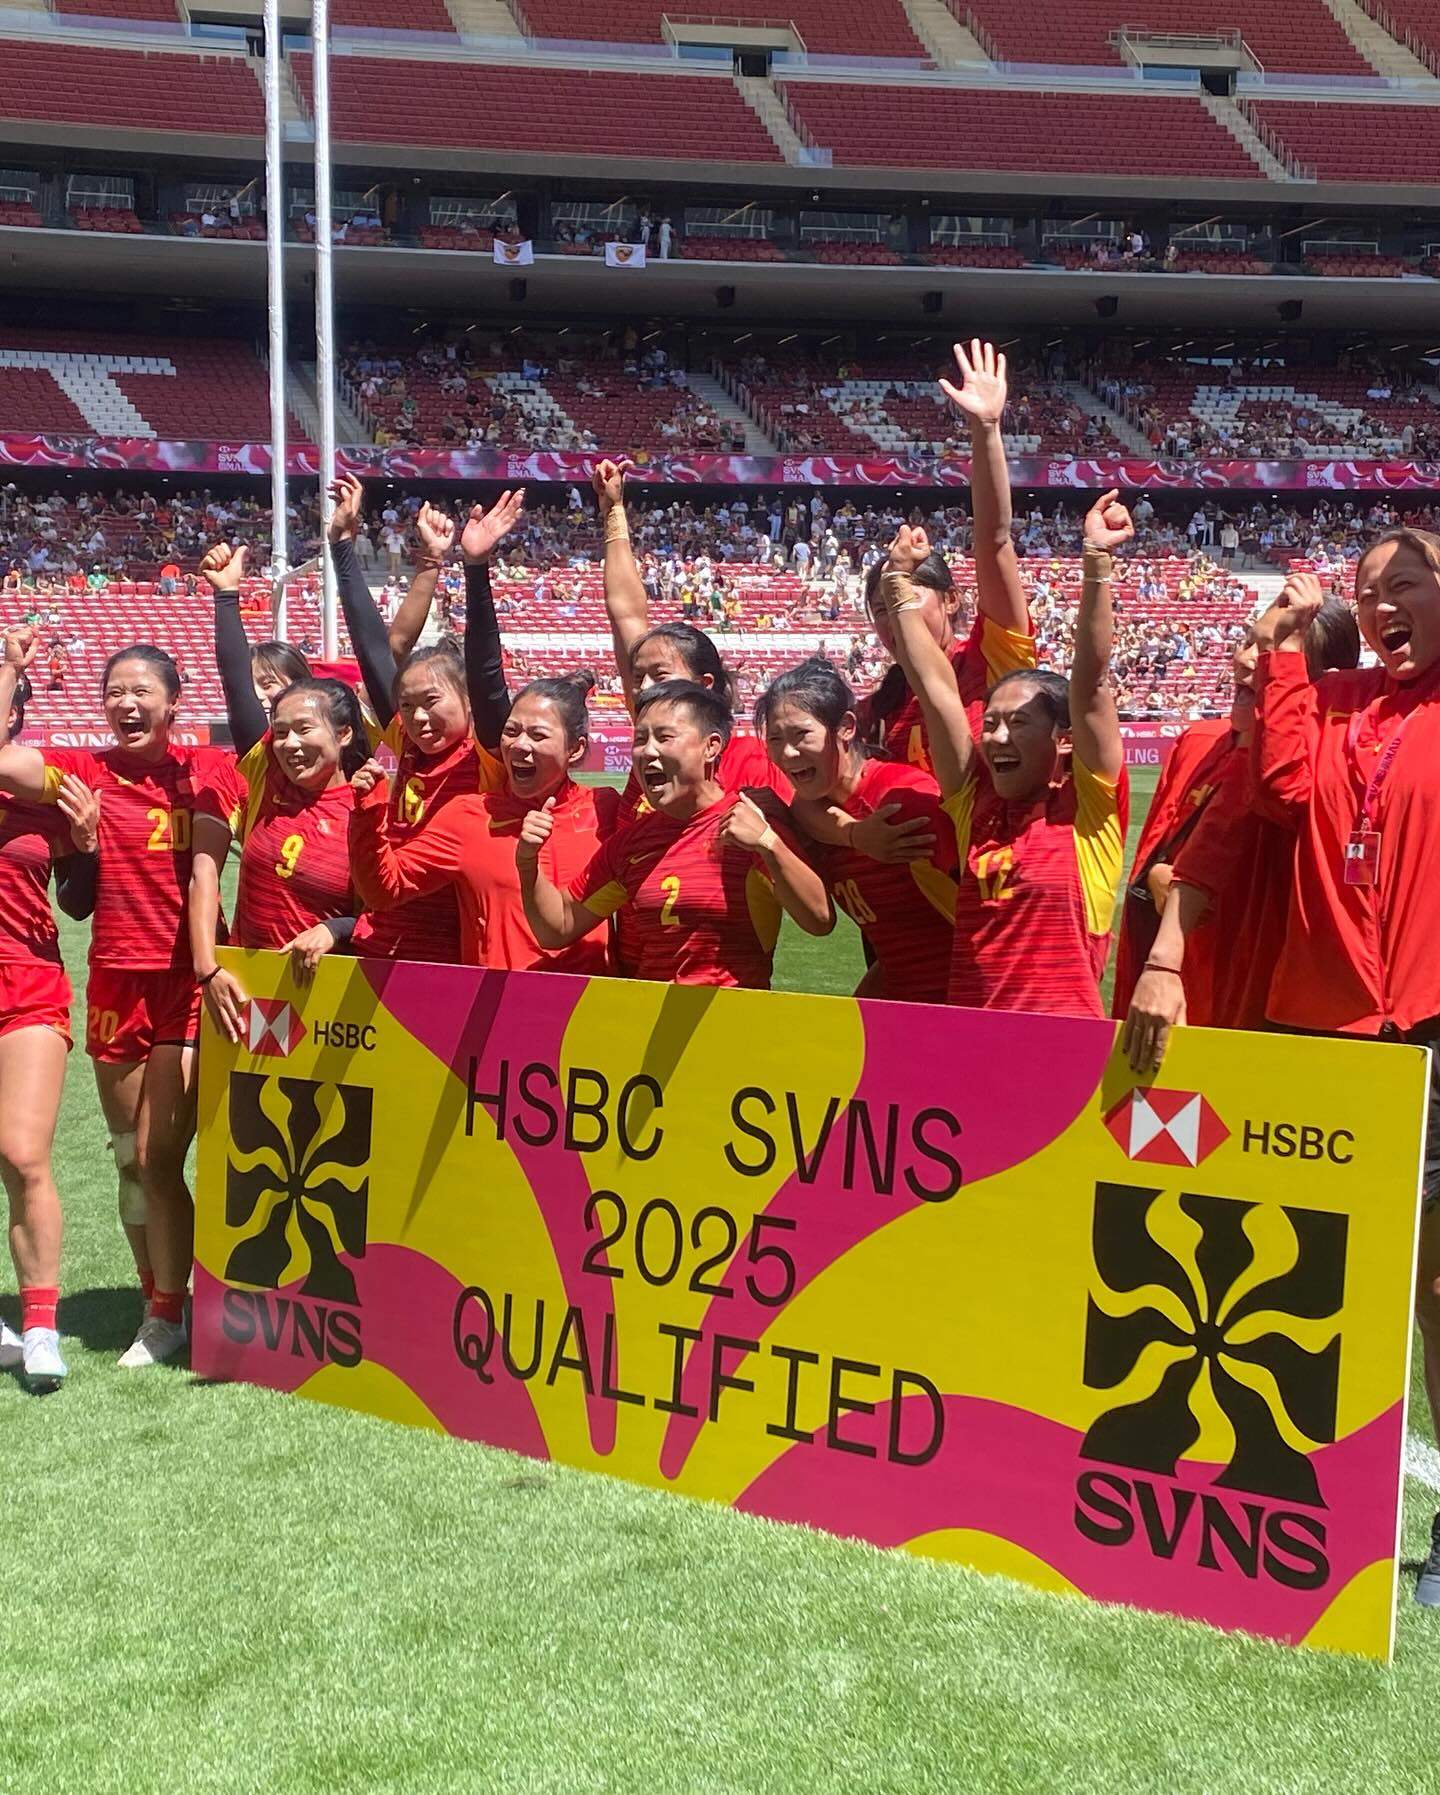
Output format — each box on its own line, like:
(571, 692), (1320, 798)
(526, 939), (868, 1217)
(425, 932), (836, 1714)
(263, 0), (288, 639)
(311, 0), (338, 660)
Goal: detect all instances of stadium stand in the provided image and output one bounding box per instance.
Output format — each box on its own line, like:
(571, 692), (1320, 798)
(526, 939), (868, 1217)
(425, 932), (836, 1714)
(0, 42), (265, 134)
(1104, 361), (1440, 456)
(1167, 246), (1272, 275)
(291, 57), (781, 158)
(956, 0), (1372, 75)
(777, 83), (1264, 177)
(517, 0), (929, 57)
(924, 243), (1028, 269)
(51, 0), (183, 19)
(70, 205), (143, 235)
(1248, 99), (1440, 182)
(332, 0), (455, 32)
(0, 331), (300, 440)
(1357, 0), (1440, 71)
(677, 236), (786, 263)
(0, 197), (43, 231)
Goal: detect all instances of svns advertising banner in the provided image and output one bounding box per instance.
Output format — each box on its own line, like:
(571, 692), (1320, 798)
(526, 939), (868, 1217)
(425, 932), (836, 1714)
(192, 954), (1426, 1661)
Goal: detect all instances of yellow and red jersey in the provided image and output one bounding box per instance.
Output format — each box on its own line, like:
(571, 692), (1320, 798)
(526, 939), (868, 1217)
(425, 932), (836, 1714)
(572, 790), (790, 989)
(821, 758), (956, 1004)
(0, 793), (74, 968)
(944, 756), (1128, 1019)
(40, 742), (234, 973)
(350, 721), (504, 966)
(199, 738), (357, 953)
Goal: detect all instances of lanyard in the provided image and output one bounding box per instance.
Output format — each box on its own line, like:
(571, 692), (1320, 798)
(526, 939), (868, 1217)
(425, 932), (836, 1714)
(1345, 704), (1417, 830)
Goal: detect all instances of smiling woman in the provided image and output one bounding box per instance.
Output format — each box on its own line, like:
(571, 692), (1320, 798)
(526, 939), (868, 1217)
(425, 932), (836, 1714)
(1249, 527), (1440, 1608)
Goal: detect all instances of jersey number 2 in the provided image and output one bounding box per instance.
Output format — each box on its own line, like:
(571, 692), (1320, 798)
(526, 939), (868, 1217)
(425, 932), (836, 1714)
(975, 847), (1016, 902)
(146, 807), (191, 852)
(658, 875), (682, 928)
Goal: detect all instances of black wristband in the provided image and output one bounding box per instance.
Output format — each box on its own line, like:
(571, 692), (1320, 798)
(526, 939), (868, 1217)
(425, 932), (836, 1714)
(197, 966), (221, 988)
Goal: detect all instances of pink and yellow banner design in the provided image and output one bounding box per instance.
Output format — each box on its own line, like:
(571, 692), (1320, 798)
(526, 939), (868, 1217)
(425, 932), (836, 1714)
(193, 952), (1426, 1661)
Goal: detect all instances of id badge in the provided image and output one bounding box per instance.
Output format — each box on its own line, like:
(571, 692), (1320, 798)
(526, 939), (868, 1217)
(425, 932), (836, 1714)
(1344, 829), (1381, 887)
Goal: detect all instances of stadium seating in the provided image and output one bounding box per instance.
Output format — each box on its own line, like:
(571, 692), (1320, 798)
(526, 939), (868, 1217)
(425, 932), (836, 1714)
(1248, 99), (1440, 182)
(778, 83), (1263, 177)
(169, 210), (266, 241)
(678, 236), (786, 263)
(291, 57), (780, 158)
(52, 0), (182, 19)
(1168, 247), (1272, 275)
(332, 0), (455, 32)
(0, 42), (264, 134)
(925, 243), (1027, 269)
(517, 0), (929, 57)
(0, 198), (44, 231)
(957, 0), (1370, 75)
(1304, 252), (1406, 277)
(71, 206), (143, 235)
(0, 330), (299, 440)
(419, 224), (495, 251)
(1117, 362), (1440, 454)
(1358, 0), (1440, 71)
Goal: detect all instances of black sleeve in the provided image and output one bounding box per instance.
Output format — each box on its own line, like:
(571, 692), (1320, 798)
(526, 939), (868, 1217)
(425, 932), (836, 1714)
(54, 851), (98, 921)
(332, 535), (397, 726)
(214, 590), (268, 755)
(464, 560), (511, 753)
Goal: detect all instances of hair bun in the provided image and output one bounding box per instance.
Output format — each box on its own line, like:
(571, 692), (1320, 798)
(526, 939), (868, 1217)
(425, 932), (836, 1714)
(564, 668), (598, 697)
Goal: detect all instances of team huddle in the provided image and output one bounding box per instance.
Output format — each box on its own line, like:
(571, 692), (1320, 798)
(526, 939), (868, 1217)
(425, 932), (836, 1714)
(1, 340), (1438, 1580)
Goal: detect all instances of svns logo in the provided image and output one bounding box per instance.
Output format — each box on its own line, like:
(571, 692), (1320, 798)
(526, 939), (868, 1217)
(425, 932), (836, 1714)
(1074, 1182), (1346, 1590)
(220, 1072), (372, 1368)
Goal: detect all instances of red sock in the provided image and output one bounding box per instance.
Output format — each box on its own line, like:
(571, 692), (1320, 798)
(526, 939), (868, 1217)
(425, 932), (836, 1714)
(149, 1288), (185, 1326)
(20, 1285), (58, 1333)
(138, 1269), (155, 1301)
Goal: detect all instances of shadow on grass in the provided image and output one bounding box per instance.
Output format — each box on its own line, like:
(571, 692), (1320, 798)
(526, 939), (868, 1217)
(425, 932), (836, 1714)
(58, 1285), (143, 1352)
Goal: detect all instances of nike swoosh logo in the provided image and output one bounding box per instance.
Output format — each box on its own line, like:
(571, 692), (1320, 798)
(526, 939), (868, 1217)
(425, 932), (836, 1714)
(489, 818), (521, 833)
(628, 851), (662, 866)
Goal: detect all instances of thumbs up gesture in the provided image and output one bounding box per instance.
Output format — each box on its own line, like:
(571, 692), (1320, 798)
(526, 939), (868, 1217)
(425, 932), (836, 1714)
(517, 795), (556, 864)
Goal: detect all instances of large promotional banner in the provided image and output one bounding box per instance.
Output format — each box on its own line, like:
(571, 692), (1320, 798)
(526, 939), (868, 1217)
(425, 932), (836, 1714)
(4, 431), (1440, 492)
(193, 953), (1426, 1661)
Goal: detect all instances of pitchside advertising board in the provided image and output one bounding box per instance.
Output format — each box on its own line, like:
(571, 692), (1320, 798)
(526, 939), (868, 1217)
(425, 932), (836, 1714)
(193, 951), (1427, 1662)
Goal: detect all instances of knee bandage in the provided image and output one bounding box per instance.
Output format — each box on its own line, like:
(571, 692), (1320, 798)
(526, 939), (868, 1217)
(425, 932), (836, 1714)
(109, 1131), (145, 1226)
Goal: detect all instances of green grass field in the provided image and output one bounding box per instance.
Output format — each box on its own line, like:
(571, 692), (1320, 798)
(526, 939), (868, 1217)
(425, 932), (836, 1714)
(6, 764), (1440, 1795)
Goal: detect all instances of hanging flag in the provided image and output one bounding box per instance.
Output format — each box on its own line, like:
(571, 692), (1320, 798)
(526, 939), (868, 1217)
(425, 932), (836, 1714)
(493, 238), (534, 266)
(605, 242), (647, 269)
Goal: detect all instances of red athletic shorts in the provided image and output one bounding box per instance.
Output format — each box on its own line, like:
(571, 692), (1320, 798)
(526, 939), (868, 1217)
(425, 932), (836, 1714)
(86, 967), (201, 1062)
(0, 958), (72, 1047)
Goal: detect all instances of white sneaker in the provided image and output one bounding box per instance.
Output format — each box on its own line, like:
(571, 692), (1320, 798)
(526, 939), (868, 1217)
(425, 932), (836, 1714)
(117, 1314), (187, 1369)
(0, 1320), (21, 1371)
(21, 1327), (66, 1389)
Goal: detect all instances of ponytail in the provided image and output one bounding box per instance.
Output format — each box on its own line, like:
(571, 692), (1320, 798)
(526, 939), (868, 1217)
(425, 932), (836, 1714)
(272, 677), (370, 780)
(519, 669), (596, 750)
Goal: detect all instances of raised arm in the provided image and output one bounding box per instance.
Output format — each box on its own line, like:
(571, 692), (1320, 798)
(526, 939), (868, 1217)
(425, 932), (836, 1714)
(201, 540), (269, 755)
(1250, 575), (1324, 823)
(460, 489), (525, 751)
(939, 340), (1029, 636)
(0, 631), (53, 799)
(386, 501), (453, 664)
(1071, 491), (1128, 782)
(880, 528), (976, 801)
(718, 793), (834, 937)
(516, 799), (606, 948)
(593, 459), (649, 715)
(327, 474), (398, 725)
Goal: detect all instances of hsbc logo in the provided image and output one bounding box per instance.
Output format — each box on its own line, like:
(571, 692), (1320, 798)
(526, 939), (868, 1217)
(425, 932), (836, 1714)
(1104, 1088), (1229, 1168)
(241, 997), (307, 1058)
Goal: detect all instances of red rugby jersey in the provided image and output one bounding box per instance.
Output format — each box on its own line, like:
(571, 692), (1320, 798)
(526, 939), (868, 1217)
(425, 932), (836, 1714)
(571, 791), (786, 989)
(0, 794), (74, 967)
(350, 775), (615, 973)
(1110, 718), (1234, 1017)
(1252, 649), (1440, 1034)
(1171, 745), (1291, 1032)
(41, 743), (235, 972)
(350, 723), (504, 966)
(944, 757), (1129, 1019)
(199, 741), (357, 952)
(823, 758), (956, 1004)
(858, 614), (1036, 777)
(613, 731), (791, 974)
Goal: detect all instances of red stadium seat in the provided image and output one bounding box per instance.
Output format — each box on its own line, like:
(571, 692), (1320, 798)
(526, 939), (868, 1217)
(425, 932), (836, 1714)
(1249, 98), (1440, 182)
